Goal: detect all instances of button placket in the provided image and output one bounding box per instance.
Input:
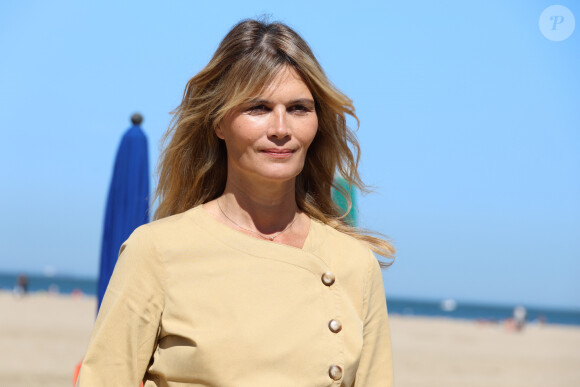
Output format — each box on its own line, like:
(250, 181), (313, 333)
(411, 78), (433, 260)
(321, 270), (343, 382)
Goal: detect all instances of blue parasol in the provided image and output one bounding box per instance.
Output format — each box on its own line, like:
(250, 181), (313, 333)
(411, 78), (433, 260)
(97, 113), (149, 312)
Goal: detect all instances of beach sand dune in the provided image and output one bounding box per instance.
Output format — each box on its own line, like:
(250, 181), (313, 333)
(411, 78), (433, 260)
(1, 292), (579, 386)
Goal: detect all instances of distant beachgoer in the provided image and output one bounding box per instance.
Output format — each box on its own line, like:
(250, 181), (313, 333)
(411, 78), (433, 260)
(513, 305), (527, 331)
(77, 19), (395, 386)
(14, 274), (28, 296)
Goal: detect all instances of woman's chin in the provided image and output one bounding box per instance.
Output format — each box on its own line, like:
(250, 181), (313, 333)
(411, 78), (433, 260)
(250, 169), (303, 184)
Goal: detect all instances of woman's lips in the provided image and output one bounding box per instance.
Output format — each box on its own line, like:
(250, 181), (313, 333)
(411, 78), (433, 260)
(261, 148), (295, 158)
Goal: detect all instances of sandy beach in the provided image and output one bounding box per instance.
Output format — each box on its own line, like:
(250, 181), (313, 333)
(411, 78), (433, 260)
(389, 315), (580, 387)
(1, 292), (579, 387)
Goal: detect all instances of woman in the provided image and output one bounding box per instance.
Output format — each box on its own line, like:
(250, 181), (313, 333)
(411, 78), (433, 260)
(78, 19), (395, 386)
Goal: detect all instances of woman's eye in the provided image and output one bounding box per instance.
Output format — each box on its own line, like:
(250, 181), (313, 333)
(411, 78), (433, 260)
(289, 105), (310, 113)
(247, 105), (269, 113)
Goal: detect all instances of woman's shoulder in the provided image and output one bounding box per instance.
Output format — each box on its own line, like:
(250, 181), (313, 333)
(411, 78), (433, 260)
(311, 219), (376, 264)
(142, 205), (203, 229)
(127, 205), (206, 246)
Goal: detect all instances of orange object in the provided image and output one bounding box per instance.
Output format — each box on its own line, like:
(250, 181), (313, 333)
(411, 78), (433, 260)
(73, 360), (143, 386)
(73, 360), (82, 385)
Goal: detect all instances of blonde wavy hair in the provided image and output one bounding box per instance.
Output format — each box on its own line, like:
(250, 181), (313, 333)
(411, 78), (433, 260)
(155, 19), (394, 265)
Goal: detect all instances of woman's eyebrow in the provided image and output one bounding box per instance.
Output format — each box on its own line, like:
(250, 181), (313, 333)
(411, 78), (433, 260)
(289, 98), (315, 106)
(247, 98), (315, 105)
(247, 98), (269, 105)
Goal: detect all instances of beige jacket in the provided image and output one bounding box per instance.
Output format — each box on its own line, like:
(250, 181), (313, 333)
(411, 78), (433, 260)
(78, 205), (393, 386)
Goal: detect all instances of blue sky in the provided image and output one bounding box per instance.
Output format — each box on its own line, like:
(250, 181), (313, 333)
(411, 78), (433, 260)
(1, 1), (578, 309)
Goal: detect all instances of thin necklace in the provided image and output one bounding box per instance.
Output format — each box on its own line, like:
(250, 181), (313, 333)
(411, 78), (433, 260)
(217, 198), (298, 241)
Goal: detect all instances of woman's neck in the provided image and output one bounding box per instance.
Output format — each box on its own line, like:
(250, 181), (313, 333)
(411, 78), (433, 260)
(220, 176), (298, 234)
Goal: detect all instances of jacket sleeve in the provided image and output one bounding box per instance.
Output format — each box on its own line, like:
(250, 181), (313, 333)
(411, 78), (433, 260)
(77, 226), (165, 386)
(354, 251), (394, 386)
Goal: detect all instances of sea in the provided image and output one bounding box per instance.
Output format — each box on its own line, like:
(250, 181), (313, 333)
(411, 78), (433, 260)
(2, 272), (579, 326)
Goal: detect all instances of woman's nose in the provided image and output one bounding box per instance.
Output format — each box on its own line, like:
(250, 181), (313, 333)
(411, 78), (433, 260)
(268, 106), (290, 138)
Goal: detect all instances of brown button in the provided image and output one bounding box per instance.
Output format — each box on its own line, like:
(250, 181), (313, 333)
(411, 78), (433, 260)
(328, 319), (342, 333)
(328, 365), (343, 380)
(321, 271), (335, 286)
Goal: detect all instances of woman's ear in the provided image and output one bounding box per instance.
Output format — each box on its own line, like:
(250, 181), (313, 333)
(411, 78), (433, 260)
(214, 125), (225, 140)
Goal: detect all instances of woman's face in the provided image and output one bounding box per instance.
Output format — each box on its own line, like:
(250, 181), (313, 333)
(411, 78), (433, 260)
(216, 67), (318, 186)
